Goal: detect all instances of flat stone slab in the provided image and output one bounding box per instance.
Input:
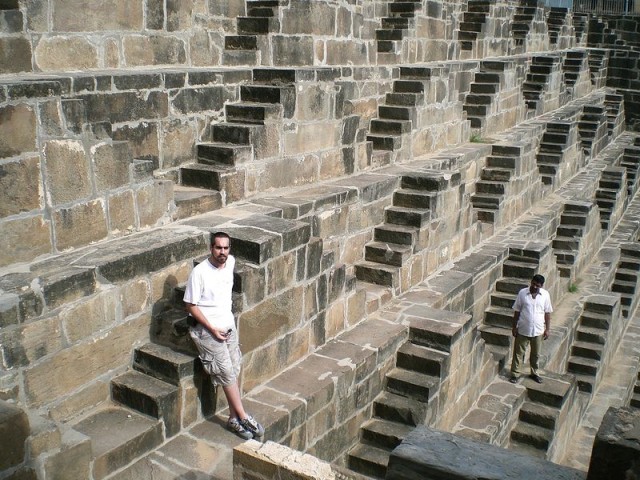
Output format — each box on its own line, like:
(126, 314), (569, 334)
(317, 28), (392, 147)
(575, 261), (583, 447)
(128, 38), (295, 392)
(386, 426), (584, 480)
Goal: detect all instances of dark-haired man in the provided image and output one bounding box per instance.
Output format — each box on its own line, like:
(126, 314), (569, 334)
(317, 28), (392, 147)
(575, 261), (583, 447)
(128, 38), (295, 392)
(509, 274), (553, 384)
(183, 231), (264, 439)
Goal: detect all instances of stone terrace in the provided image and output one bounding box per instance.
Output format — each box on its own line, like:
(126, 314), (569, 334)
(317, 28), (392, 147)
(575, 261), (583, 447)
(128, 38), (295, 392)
(2, 1), (640, 480)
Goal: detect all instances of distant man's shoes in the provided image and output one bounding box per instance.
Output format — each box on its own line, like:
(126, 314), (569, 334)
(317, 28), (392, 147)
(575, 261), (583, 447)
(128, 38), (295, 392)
(530, 374), (543, 384)
(509, 376), (518, 384)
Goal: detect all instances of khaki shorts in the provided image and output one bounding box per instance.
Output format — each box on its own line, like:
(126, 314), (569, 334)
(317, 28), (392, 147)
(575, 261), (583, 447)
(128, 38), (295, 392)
(189, 324), (242, 387)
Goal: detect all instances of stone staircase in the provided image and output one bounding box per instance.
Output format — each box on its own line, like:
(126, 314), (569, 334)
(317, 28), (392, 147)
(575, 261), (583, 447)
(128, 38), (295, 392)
(631, 370), (640, 409)
(578, 104), (609, 157)
(567, 295), (621, 393)
(355, 170), (460, 292)
(180, 68), (296, 205)
(375, 0), (422, 54)
(587, 48), (609, 88)
(223, 0), (287, 65)
(551, 201), (598, 279)
(596, 166), (627, 231)
(508, 373), (578, 461)
(611, 243), (640, 318)
(522, 55), (561, 115)
(347, 307), (472, 479)
(562, 49), (588, 88)
(463, 62), (505, 130)
(366, 66), (432, 152)
(458, 0), (491, 51)
(510, 0), (542, 48)
(546, 8), (569, 46)
(535, 121), (576, 187)
(621, 143), (640, 198)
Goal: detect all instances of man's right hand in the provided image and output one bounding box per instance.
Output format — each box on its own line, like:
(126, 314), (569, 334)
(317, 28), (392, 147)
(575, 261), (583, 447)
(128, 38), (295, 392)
(512, 326), (518, 338)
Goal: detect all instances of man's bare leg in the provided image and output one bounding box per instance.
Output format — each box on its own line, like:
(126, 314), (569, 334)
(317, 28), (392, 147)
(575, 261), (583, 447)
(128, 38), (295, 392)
(222, 382), (247, 420)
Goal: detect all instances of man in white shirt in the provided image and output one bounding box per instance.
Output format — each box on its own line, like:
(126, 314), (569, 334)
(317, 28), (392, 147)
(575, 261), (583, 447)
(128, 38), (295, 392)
(509, 274), (553, 384)
(183, 231), (264, 439)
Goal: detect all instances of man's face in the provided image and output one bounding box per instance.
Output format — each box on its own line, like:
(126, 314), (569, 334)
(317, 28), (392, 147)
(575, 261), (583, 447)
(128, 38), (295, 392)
(211, 237), (230, 266)
(530, 280), (543, 294)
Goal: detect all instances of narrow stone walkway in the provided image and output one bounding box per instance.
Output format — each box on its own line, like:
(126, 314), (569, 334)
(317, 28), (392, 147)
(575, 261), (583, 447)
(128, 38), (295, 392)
(560, 309), (640, 471)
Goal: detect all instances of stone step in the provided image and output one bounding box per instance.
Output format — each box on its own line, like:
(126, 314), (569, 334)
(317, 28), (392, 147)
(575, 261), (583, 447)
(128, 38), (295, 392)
(580, 311), (613, 330)
(361, 418), (414, 451)
(525, 374), (575, 409)
(463, 104), (488, 117)
(225, 35), (258, 50)
(367, 133), (403, 151)
(180, 163), (238, 191)
(465, 93), (494, 105)
(240, 85), (296, 116)
(72, 406), (163, 480)
(393, 79), (428, 94)
(401, 172), (458, 191)
(612, 279), (637, 295)
(226, 102), (283, 124)
(173, 186), (223, 220)
(471, 193), (502, 209)
(481, 167), (512, 182)
(484, 305), (513, 328)
(615, 268), (639, 282)
(393, 188), (437, 210)
(385, 368), (439, 402)
(379, 105), (416, 122)
(575, 325), (607, 345)
(111, 370), (181, 437)
(476, 180), (506, 195)
(389, 1), (421, 14)
(487, 155), (517, 169)
(374, 223), (417, 246)
(552, 237), (580, 251)
(568, 355), (600, 376)
(373, 391), (427, 426)
(237, 16), (279, 34)
(133, 343), (198, 386)
(519, 401), (559, 430)
(554, 249), (577, 265)
(222, 49), (258, 66)
(365, 240), (413, 267)
(479, 324), (511, 346)
(502, 259), (538, 279)
(491, 291), (516, 308)
(476, 208), (497, 222)
(247, 6), (277, 17)
(370, 118), (413, 135)
(407, 307), (471, 353)
(348, 443), (389, 479)
(382, 17), (414, 29)
(496, 277), (529, 295)
(510, 422), (553, 452)
(375, 28), (407, 41)
(197, 142), (253, 166)
(385, 92), (424, 106)
(571, 341), (604, 361)
(470, 82), (499, 94)
(355, 261), (400, 288)
(385, 205), (432, 228)
(396, 342), (449, 377)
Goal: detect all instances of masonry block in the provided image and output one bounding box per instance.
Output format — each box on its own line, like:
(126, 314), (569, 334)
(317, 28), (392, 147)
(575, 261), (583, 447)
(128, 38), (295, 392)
(325, 39), (369, 65)
(112, 122), (160, 161)
(54, 199), (108, 250)
(224, 226), (282, 264)
(272, 35), (314, 66)
(0, 104), (36, 158)
(34, 36), (98, 71)
(0, 215), (52, 267)
(52, 0), (143, 31)
(0, 37), (32, 74)
(80, 91), (168, 124)
(0, 400), (29, 470)
(44, 139), (92, 205)
(0, 156), (42, 217)
(42, 428), (92, 480)
(108, 190), (136, 233)
(135, 180), (172, 228)
(92, 141), (132, 191)
(171, 86), (225, 114)
(59, 292), (117, 344)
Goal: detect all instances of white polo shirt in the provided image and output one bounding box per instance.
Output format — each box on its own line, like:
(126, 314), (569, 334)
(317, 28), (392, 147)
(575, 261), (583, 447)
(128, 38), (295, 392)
(512, 286), (553, 337)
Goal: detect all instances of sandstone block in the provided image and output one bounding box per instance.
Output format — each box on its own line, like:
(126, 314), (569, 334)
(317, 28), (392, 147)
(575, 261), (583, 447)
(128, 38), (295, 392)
(171, 86), (225, 114)
(272, 35), (314, 66)
(0, 156), (42, 217)
(123, 35), (186, 67)
(296, 84), (333, 121)
(167, 0), (201, 31)
(325, 39), (368, 65)
(92, 141), (132, 191)
(60, 292), (117, 344)
(235, 262), (266, 307)
(136, 180), (173, 228)
(252, 155), (318, 192)
(0, 315), (64, 368)
(54, 199), (108, 250)
(284, 122), (340, 156)
(0, 215), (52, 267)
(239, 286), (304, 353)
(0, 400), (29, 470)
(52, 0), (143, 31)
(105, 38), (120, 68)
(24, 0), (47, 31)
(0, 103), (36, 158)
(208, 0), (245, 16)
(44, 139), (92, 205)
(282, 2), (335, 35)
(189, 28), (223, 67)
(113, 122), (160, 162)
(24, 313), (149, 407)
(80, 91), (168, 124)
(0, 37), (32, 74)
(145, 0), (163, 29)
(47, 380), (110, 422)
(161, 118), (195, 168)
(38, 100), (64, 136)
(42, 428), (91, 480)
(108, 190), (136, 234)
(26, 413), (62, 457)
(267, 251), (296, 295)
(34, 36), (98, 71)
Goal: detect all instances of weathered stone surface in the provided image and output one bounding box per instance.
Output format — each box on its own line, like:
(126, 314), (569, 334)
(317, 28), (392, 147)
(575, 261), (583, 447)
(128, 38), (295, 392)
(272, 35), (314, 66)
(388, 426), (584, 479)
(135, 180), (173, 228)
(234, 214), (311, 253)
(0, 103), (36, 158)
(0, 37), (32, 74)
(52, 0), (143, 31)
(80, 91), (168, 124)
(224, 226), (282, 264)
(108, 190), (136, 233)
(282, 2), (335, 35)
(587, 407), (640, 480)
(0, 215), (52, 267)
(161, 118), (195, 168)
(34, 36), (98, 71)
(92, 142), (132, 191)
(44, 139), (92, 205)
(0, 315), (64, 368)
(60, 291), (117, 343)
(123, 35), (186, 66)
(54, 199), (108, 250)
(171, 86), (225, 114)
(0, 400), (29, 470)
(239, 286), (304, 353)
(113, 122), (160, 161)
(42, 428), (92, 480)
(0, 156), (42, 216)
